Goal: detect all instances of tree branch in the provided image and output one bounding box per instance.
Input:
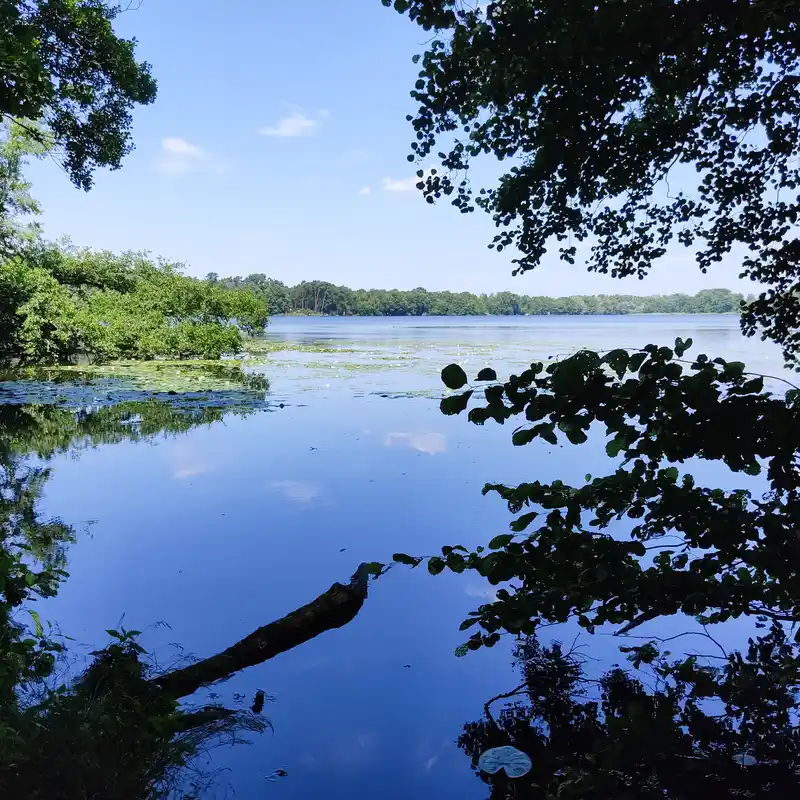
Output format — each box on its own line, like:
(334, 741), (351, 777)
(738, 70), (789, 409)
(153, 564), (373, 698)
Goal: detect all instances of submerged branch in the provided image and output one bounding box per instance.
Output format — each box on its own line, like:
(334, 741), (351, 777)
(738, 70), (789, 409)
(153, 564), (373, 698)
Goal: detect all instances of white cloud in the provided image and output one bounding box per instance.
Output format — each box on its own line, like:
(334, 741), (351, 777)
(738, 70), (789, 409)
(168, 443), (213, 480)
(270, 480), (321, 504)
(384, 431), (446, 455)
(162, 137), (204, 158)
(381, 176), (418, 193)
(260, 109), (324, 138)
(156, 137), (223, 176)
(358, 186), (371, 196)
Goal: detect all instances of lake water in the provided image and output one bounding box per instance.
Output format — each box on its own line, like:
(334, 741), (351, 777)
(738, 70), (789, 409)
(2, 315), (789, 798)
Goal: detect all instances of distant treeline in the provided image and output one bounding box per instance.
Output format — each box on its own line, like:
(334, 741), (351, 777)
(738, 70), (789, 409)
(205, 274), (745, 317)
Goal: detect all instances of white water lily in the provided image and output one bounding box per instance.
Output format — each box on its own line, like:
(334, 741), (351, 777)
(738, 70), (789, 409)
(478, 746), (532, 778)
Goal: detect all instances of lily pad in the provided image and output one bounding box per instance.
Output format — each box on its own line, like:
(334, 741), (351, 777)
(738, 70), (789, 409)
(478, 746), (532, 778)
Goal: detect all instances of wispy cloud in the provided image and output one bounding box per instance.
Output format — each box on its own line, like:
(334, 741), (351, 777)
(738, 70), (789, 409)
(260, 108), (328, 138)
(358, 186), (371, 196)
(381, 175), (419, 193)
(168, 443), (214, 480)
(384, 431), (446, 455)
(156, 137), (223, 176)
(270, 480), (321, 504)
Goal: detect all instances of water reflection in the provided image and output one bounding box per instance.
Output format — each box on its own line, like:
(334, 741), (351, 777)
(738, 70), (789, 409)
(384, 431), (447, 455)
(0, 400), (273, 798)
(270, 479), (323, 504)
(460, 632), (800, 798)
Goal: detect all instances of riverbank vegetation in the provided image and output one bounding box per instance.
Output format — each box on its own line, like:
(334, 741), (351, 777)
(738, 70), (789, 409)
(0, 244), (268, 364)
(0, 123), (267, 366)
(3, 0), (800, 796)
(214, 274), (744, 317)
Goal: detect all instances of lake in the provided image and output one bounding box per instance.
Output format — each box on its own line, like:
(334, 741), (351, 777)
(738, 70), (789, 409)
(2, 315), (788, 798)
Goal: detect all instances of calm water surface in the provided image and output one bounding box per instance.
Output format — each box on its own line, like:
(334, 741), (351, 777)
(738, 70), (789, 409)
(10, 315), (789, 798)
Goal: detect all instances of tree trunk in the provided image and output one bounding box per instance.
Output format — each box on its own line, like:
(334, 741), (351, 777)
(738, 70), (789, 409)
(153, 563), (373, 699)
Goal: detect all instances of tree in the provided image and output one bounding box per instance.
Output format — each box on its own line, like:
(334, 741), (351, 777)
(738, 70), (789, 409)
(0, 246), (269, 363)
(0, 119), (49, 250)
(395, 344), (800, 652)
(384, 0), (800, 363)
(0, 0), (157, 198)
(459, 631), (800, 798)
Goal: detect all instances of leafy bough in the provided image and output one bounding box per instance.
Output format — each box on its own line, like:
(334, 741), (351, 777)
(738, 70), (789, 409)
(394, 339), (800, 653)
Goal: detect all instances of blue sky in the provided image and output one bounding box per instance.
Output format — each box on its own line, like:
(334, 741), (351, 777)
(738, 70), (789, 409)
(25, 0), (751, 295)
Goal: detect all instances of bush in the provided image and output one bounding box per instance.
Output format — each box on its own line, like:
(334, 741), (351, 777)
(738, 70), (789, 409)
(0, 246), (268, 364)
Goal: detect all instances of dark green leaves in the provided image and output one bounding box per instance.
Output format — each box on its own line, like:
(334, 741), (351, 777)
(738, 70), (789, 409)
(0, 0), (156, 199)
(476, 367), (497, 381)
(603, 349), (629, 379)
(428, 557), (446, 575)
(509, 511), (538, 532)
(440, 390), (472, 415)
(441, 363), (468, 389)
(512, 427), (536, 446)
(393, 552), (423, 567)
(433, 341), (798, 655)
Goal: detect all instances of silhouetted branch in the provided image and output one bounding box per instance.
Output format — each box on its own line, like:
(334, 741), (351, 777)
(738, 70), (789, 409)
(153, 564), (373, 698)
(483, 682), (528, 725)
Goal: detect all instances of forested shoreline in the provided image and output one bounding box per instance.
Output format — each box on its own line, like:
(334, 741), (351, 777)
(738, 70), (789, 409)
(211, 274), (745, 317)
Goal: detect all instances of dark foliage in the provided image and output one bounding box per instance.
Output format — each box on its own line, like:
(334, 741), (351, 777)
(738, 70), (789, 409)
(460, 631), (800, 798)
(385, 0), (800, 363)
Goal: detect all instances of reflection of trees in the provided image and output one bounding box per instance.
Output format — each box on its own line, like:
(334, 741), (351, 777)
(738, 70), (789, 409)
(0, 401), (376, 797)
(460, 632), (800, 799)
(0, 400), (249, 462)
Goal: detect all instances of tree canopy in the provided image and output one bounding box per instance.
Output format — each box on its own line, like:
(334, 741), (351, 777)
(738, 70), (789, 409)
(0, 0), (156, 196)
(217, 273), (744, 317)
(385, 0), (800, 364)
(0, 245), (269, 363)
(396, 342), (800, 653)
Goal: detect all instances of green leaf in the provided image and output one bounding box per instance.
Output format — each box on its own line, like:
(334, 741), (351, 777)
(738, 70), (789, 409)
(105, 629), (120, 638)
(488, 534), (513, 549)
(428, 557), (446, 575)
(509, 511), (538, 532)
(740, 376), (764, 394)
(364, 562), (385, 577)
(628, 351), (648, 372)
(476, 367), (497, 381)
(603, 348), (630, 378)
(662, 466), (679, 481)
(28, 610), (43, 638)
(606, 436), (626, 457)
(393, 552), (423, 567)
(538, 424), (558, 445)
(446, 552), (466, 573)
(512, 428), (535, 446)
(454, 643), (469, 657)
(441, 363), (468, 390)
(440, 390), (472, 415)
(564, 426), (588, 444)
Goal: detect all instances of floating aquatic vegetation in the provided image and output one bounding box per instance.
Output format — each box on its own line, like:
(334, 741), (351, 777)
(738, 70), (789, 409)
(0, 360), (270, 410)
(478, 746), (532, 778)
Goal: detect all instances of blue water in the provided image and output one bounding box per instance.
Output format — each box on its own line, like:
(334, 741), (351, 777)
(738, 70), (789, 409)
(23, 315), (788, 798)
